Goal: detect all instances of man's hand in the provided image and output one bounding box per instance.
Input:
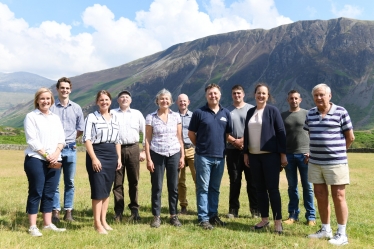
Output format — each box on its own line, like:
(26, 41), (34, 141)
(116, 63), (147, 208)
(139, 151), (146, 162)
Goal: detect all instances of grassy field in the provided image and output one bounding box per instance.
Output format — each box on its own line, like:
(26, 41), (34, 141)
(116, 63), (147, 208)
(0, 150), (373, 249)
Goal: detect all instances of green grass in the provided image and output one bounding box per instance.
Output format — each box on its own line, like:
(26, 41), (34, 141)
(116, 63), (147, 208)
(0, 150), (373, 248)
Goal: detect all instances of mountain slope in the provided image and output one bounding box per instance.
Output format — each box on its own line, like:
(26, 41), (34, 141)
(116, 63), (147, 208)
(2, 18), (374, 129)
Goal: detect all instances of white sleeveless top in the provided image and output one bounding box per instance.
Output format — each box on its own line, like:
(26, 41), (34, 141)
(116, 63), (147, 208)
(248, 108), (270, 154)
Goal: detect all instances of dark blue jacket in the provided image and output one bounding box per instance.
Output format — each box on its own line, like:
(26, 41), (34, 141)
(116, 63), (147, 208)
(243, 104), (286, 154)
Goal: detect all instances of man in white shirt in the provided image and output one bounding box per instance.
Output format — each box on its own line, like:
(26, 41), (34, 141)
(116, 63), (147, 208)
(111, 90), (146, 222)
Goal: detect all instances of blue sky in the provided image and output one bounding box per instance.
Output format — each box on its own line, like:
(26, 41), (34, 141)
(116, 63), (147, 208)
(0, 0), (372, 79)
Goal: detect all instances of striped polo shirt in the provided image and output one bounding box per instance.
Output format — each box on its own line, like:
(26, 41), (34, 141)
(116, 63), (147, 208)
(303, 103), (353, 165)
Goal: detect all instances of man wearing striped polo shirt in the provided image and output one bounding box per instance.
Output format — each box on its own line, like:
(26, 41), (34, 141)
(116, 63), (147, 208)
(304, 84), (355, 246)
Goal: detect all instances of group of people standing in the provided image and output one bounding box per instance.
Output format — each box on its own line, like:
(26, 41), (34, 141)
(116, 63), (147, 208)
(23, 78), (354, 246)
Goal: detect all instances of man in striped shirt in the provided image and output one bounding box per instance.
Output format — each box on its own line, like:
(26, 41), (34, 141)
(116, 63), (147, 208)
(304, 84), (355, 246)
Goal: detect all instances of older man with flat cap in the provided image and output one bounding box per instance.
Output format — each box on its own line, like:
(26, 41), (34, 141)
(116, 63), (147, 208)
(111, 90), (146, 222)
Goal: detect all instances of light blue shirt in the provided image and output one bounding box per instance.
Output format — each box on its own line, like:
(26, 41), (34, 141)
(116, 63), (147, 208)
(179, 110), (193, 145)
(50, 99), (84, 144)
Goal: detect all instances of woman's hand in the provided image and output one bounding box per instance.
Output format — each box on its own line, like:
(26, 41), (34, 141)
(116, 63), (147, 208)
(178, 158), (185, 169)
(280, 153), (288, 172)
(116, 159), (122, 171)
(147, 160), (155, 173)
(244, 154), (250, 167)
(46, 151), (59, 164)
(280, 153), (288, 167)
(92, 158), (102, 172)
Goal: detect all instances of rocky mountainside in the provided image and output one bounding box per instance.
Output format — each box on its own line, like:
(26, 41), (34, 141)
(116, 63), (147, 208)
(2, 17), (374, 129)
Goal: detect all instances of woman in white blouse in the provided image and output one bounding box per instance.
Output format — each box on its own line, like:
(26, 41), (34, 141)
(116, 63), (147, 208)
(145, 89), (185, 228)
(24, 88), (66, 237)
(83, 90), (121, 234)
(243, 83), (287, 234)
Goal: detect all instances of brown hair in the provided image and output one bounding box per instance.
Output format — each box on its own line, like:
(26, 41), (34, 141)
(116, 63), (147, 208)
(205, 83), (221, 92)
(34, 88), (54, 109)
(231, 84), (245, 92)
(254, 83), (275, 103)
(56, 77), (72, 89)
(96, 90), (112, 111)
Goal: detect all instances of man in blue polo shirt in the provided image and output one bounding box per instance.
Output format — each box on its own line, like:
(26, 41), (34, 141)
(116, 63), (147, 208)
(50, 77), (85, 222)
(188, 83), (233, 230)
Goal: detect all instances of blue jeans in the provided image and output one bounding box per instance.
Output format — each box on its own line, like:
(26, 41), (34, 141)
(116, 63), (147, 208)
(24, 156), (61, 214)
(53, 147), (77, 210)
(285, 154), (316, 221)
(195, 154), (225, 222)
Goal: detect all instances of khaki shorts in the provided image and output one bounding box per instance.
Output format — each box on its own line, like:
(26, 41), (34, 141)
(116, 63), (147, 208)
(308, 163), (350, 185)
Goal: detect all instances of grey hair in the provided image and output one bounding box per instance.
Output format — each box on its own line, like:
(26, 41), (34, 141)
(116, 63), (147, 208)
(311, 83), (331, 95)
(155, 88), (174, 106)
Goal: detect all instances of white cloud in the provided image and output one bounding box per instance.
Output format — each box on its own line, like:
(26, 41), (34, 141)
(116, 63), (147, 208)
(331, 3), (363, 18)
(0, 0), (293, 79)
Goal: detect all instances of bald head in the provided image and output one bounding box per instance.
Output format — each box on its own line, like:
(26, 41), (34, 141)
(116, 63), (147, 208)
(178, 94), (190, 113)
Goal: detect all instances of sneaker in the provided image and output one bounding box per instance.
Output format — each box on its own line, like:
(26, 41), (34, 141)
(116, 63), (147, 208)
(308, 228), (333, 239)
(29, 226), (42, 237)
(128, 210), (141, 223)
(209, 216), (226, 226)
(226, 209), (238, 219)
(284, 218), (298, 225)
(307, 220), (316, 226)
(150, 216), (161, 228)
(169, 216), (182, 227)
(328, 233), (349, 246)
(179, 207), (188, 215)
(43, 223), (66, 232)
(199, 221), (214, 230)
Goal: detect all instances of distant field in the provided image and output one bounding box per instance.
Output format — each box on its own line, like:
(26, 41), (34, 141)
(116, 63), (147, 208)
(0, 92), (33, 115)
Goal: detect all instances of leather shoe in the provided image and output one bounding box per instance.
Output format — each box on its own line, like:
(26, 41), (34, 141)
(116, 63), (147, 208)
(128, 210), (141, 223)
(307, 220), (316, 226)
(179, 207), (188, 215)
(52, 210), (60, 224)
(63, 210), (75, 222)
(113, 213), (123, 222)
(283, 218), (298, 225)
(254, 221), (269, 230)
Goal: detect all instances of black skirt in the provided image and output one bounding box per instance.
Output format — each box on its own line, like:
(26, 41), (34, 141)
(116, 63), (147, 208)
(86, 143), (118, 199)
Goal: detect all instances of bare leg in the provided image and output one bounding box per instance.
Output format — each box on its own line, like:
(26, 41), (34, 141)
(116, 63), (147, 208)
(331, 185), (348, 225)
(28, 214), (37, 227)
(274, 219), (282, 231)
(101, 197), (112, 230)
(92, 199), (106, 233)
(313, 183), (330, 224)
(42, 212), (52, 226)
(255, 217), (269, 227)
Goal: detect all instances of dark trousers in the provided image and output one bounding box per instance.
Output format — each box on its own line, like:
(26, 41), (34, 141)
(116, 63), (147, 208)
(24, 156), (61, 214)
(249, 153), (282, 220)
(150, 150), (180, 216)
(113, 143), (140, 214)
(226, 149), (258, 213)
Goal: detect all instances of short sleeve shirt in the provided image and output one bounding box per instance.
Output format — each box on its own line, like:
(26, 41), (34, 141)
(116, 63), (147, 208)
(145, 110), (181, 157)
(303, 103), (353, 165)
(189, 104), (232, 158)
